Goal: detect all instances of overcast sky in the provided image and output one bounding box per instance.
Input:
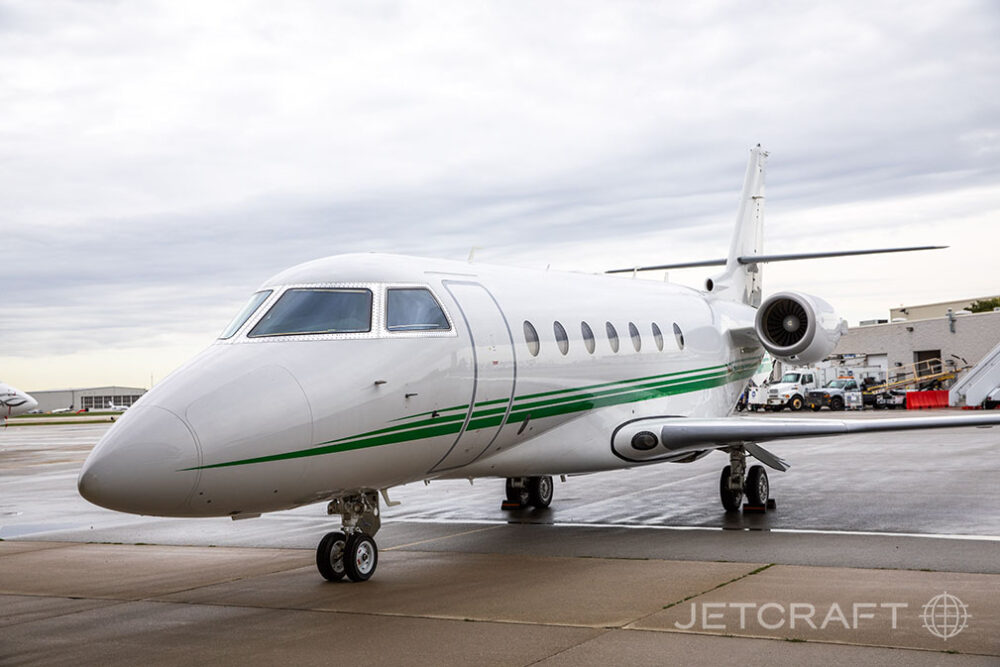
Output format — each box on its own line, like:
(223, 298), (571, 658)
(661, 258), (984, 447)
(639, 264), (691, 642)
(2, 1), (999, 391)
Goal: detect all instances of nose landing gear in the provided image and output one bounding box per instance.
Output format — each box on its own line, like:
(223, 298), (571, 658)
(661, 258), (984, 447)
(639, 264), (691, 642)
(316, 531), (348, 581)
(317, 491), (381, 582)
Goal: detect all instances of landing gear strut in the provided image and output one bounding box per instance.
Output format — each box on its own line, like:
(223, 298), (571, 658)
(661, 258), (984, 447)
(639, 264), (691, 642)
(719, 448), (745, 511)
(719, 448), (770, 511)
(317, 491), (381, 582)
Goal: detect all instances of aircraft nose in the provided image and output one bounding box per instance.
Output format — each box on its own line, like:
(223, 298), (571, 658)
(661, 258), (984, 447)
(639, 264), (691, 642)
(78, 405), (201, 515)
(25, 395), (38, 411)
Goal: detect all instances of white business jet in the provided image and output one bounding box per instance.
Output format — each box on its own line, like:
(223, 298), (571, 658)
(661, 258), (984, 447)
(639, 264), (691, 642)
(1, 381), (38, 422)
(78, 147), (1000, 582)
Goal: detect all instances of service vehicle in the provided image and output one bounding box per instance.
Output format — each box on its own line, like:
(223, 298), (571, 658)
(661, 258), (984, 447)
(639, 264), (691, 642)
(760, 370), (819, 411)
(807, 378), (863, 411)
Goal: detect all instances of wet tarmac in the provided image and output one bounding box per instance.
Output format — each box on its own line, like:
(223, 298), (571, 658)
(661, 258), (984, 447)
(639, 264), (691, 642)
(1, 412), (999, 664)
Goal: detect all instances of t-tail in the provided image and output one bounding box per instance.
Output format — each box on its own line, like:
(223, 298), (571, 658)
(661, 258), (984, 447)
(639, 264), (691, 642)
(607, 145), (946, 311)
(710, 144), (767, 306)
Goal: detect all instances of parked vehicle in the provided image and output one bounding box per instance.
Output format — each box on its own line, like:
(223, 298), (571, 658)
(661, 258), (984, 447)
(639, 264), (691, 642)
(807, 378), (862, 411)
(760, 370), (821, 411)
(873, 389), (907, 409)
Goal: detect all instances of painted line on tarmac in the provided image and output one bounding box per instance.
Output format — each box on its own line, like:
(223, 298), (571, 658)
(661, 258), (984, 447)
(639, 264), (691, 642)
(393, 517), (1000, 542)
(382, 525), (503, 551)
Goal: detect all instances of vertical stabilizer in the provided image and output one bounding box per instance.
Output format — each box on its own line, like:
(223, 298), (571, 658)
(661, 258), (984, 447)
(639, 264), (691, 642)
(711, 145), (767, 306)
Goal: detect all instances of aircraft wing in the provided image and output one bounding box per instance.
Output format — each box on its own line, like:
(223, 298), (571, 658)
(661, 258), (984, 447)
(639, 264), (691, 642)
(613, 413), (1000, 470)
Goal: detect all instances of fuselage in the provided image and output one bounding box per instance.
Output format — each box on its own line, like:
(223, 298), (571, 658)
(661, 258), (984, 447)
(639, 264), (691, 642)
(78, 253), (762, 518)
(1, 382), (38, 418)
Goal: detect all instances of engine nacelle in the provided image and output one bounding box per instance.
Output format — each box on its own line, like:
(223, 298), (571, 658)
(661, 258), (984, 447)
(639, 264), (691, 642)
(754, 291), (846, 365)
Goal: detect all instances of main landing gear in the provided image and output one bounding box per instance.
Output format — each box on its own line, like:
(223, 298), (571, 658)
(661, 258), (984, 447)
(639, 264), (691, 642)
(317, 491), (381, 582)
(719, 447), (770, 512)
(503, 476), (554, 509)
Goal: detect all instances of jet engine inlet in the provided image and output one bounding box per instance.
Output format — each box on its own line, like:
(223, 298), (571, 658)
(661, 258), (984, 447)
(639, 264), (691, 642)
(760, 297), (809, 347)
(754, 291), (844, 365)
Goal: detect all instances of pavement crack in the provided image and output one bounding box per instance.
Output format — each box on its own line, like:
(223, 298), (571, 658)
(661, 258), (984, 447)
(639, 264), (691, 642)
(615, 562), (775, 633)
(659, 563), (775, 612)
(521, 627), (614, 667)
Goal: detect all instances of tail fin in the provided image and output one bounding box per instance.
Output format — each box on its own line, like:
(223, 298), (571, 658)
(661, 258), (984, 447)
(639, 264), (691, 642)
(604, 145), (943, 284)
(712, 145), (767, 306)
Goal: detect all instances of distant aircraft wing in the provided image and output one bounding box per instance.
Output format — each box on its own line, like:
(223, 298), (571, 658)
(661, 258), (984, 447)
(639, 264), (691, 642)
(613, 414), (1000, 470)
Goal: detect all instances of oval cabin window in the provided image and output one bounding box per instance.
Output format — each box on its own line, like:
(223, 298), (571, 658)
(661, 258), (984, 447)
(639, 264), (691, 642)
(628, 322), (641, 352)
(606, 322), (620, 353)
(651, 322), (664, 351)
(524, 321), (540, 356)
(581, 321), (596, 354)
(553, 321), (569, 355)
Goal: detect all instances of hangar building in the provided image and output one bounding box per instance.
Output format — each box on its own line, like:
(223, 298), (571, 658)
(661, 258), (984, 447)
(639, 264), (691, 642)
(889, 295), (1000, 322)
(28, 386), (147, 413)
(833, 308), (1000, 381)
(829, 304), (1000, 400)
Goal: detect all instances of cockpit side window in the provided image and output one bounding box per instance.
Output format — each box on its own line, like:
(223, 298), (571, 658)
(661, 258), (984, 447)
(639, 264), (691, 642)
(386, 288), (450, 331)
(219, 290), (273, 339)
(248, 288), (372, 337)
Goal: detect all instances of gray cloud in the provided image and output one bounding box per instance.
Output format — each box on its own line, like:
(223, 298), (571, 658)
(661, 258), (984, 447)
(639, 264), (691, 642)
(2, 0), (999, 365)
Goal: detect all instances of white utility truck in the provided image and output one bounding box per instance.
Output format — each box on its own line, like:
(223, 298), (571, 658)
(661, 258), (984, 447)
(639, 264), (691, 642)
(752, 370), (821, 411)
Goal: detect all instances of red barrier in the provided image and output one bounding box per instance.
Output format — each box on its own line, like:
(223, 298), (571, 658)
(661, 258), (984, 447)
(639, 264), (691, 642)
(906, 390), (949, 409)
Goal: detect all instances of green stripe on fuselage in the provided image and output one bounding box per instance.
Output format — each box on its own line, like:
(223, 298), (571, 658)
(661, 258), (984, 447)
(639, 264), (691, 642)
(184, 360), (758, 471)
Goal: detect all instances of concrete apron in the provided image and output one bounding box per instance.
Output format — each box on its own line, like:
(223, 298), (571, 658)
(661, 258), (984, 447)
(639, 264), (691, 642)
(1, 542), (997, 659)
(637, 563), (999, 656)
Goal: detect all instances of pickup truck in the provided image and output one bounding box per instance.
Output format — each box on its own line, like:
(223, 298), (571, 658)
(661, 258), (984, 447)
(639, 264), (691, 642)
(806, 378), (862, 411)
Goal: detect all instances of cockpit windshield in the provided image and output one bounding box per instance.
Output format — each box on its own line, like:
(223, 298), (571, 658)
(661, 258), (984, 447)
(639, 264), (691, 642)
(219, 290), (272, 339)
(249, 288), (372, 337)
(386, 288), (450, 331)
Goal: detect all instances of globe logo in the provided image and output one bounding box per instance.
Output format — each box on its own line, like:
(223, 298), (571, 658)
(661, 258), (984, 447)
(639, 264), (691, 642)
(920, 592), (970, 640)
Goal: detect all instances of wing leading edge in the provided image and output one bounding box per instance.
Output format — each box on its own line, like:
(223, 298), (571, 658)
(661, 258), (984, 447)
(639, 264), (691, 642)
(611, 413), (1000, 470)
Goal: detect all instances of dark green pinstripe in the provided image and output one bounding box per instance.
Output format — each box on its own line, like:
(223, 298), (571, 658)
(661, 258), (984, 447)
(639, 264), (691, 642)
(184, 358), (759, 471)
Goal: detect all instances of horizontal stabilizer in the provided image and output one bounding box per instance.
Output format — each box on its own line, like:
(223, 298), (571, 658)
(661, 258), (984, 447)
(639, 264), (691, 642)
(606, 245), (946, 274)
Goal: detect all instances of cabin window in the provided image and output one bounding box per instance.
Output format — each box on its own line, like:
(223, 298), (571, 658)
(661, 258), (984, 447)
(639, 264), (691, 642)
(249, 288), (372, 337)
(524, 321), (540, 356)
(581, 321), (596, 354)
(606, 322), (620, 353)
(554, 321), (569, 355)
(386, 288), (450, 331)
(651, 322), (664, 351)
(219, 290), (272, 339)
(628, 322), (641, 352)
(673, 322), (685, 349)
